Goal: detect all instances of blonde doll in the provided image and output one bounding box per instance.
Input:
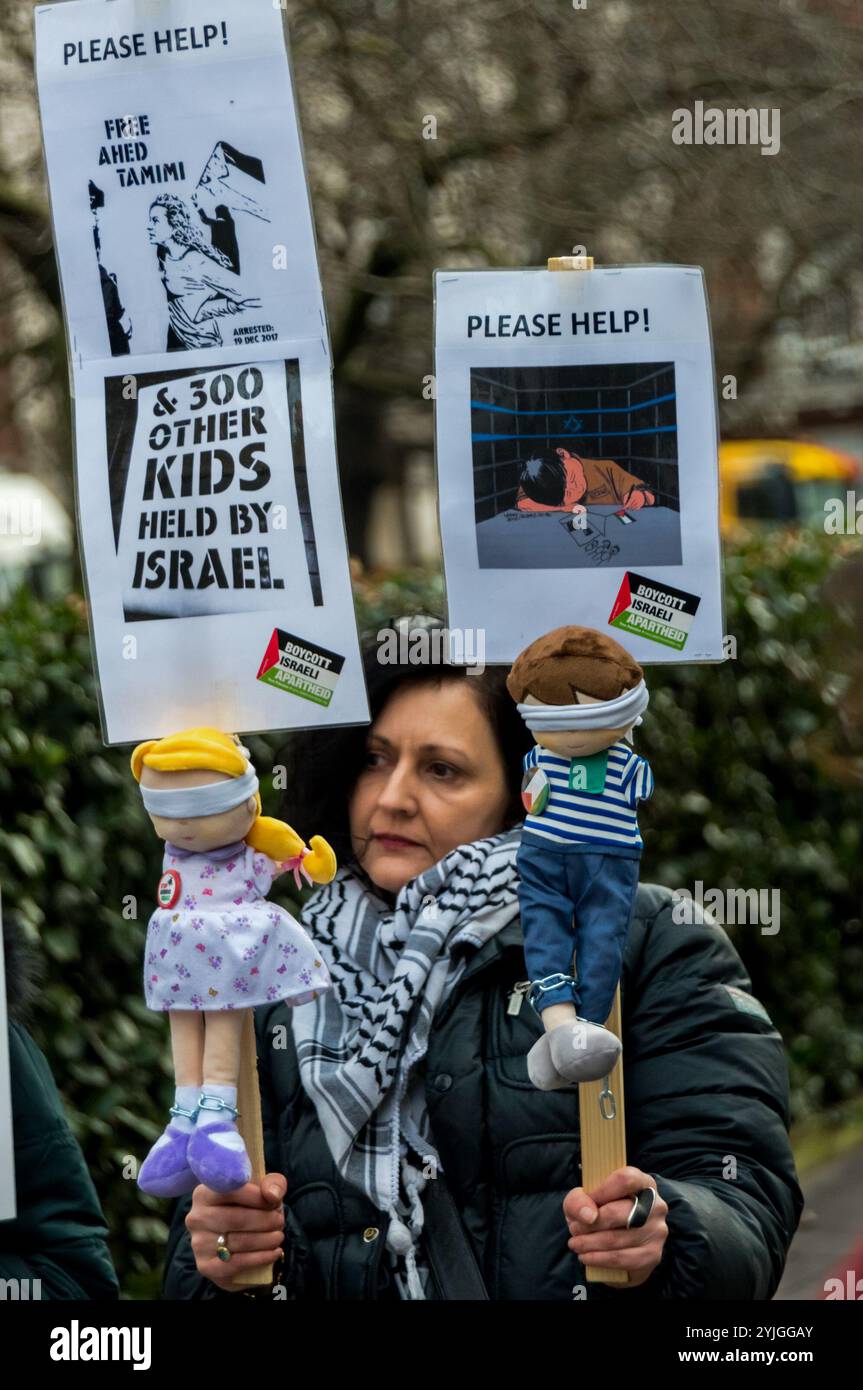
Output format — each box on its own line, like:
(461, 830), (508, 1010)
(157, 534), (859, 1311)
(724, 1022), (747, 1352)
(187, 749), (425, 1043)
(131, 726), (335, 1196)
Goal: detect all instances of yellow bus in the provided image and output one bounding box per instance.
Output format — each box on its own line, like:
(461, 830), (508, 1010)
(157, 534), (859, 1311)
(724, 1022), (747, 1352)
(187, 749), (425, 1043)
(719, 439), (861, 536)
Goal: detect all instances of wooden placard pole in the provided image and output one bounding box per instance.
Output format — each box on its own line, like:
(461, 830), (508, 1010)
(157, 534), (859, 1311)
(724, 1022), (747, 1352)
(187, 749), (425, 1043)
(548, 252), (629, 1287)
(577, 989), (628, 1285)
(232, 1010), (272, 1288)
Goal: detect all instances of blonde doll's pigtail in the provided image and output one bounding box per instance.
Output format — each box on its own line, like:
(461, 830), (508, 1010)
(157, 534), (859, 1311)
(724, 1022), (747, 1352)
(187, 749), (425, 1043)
(246, 815), (337, 885)
(245, 815), (303, 861)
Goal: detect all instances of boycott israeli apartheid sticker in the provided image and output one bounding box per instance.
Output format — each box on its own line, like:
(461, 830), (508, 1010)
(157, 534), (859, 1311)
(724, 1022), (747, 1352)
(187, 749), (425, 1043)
(608, 571), (701, 651)
(257, 630), (344, 708)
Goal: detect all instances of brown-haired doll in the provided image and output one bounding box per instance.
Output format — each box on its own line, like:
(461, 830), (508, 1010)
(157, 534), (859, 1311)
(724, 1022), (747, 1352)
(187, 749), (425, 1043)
(507, 627), (653, 1089)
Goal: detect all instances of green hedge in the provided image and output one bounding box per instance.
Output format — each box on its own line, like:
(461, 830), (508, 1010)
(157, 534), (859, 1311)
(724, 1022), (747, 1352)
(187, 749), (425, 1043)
(1, 532), (861, 1294)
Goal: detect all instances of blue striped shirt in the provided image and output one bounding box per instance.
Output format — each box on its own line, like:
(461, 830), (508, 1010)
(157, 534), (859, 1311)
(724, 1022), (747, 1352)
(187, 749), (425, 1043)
(522, 740), (653, 849)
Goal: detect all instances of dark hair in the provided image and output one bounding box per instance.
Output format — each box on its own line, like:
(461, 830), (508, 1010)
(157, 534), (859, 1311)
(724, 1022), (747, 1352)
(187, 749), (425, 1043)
(276, 617), (533, 872)
(518, 453), (566, 506)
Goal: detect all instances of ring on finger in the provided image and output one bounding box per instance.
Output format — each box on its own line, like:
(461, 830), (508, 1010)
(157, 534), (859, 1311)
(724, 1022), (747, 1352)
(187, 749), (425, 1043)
(216, 1234), (232, 1263)
(626, 1187), (657, 1230)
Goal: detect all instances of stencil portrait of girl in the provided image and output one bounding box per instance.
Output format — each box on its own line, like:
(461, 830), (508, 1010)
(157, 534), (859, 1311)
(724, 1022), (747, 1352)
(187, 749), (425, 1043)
(147, 194), (261, 352)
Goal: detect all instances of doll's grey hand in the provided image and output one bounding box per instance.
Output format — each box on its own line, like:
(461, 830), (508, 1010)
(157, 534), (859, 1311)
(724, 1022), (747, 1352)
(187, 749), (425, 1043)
(187, 1173), (287, 1291)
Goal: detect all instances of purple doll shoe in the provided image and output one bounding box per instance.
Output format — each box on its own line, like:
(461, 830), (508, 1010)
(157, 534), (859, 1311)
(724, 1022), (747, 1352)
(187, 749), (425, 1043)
(187, 1094), (252, 1193)
(137, 1107), (198, 1198)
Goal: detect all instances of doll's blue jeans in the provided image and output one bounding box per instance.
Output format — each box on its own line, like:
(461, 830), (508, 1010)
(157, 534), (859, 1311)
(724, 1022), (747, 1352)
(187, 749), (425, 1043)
(517, 831), (641, 1023)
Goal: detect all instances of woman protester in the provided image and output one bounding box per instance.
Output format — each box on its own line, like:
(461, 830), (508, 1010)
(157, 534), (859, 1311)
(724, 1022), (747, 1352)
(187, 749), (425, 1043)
(164, 617), (803, 1300)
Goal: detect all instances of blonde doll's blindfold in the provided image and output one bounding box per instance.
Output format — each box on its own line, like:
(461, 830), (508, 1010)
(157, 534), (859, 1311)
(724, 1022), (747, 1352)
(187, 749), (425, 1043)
(517, 679), (649, 732)
(139, 767), (260, 819)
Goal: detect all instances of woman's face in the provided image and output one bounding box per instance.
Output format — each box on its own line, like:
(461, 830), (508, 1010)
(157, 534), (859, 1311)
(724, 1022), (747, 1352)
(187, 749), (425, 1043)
(147, 206), (171, 245)
(349, 679), (511, 894)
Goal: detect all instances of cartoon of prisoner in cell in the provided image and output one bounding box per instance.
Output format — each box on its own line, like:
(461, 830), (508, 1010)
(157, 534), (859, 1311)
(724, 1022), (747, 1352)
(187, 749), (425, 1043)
(147, 194), (261, 352)
(516, 448), (656, 514)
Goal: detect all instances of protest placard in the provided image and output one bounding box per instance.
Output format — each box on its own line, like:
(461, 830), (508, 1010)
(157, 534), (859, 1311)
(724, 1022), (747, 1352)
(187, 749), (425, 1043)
(434, 266), (725, 663)
(35, 0), (368, 742)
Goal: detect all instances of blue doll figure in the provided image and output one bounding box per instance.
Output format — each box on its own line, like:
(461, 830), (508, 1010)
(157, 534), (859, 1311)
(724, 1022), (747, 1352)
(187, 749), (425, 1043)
(506, 626), (653, 1090)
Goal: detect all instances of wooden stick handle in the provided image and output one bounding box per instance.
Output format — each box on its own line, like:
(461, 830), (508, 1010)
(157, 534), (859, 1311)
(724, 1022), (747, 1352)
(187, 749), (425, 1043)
(577, 985), (629, 1285)
(232, 1009), (272, 1288)
(548, 255), (594, 271)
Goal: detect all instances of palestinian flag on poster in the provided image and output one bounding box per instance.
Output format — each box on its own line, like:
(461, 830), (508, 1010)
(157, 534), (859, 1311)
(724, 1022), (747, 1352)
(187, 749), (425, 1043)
(609, 572), (701, 652)
(196, 141), (268, 220)
(257, 629), (344, 707)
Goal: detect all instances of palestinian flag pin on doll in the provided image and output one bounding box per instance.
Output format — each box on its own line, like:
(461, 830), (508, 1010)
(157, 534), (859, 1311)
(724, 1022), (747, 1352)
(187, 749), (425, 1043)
(130, 727), (337, 1197)
(506, 627), (653, 1090)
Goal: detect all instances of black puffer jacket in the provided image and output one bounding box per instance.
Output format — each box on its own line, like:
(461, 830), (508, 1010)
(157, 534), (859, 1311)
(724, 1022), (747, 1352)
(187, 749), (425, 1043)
(165, 884), (803, 1300)
(0, 915), (119, 1299)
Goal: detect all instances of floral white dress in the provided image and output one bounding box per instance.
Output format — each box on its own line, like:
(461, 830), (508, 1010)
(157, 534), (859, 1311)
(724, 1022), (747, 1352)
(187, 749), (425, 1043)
(143, 839), (331, 1011)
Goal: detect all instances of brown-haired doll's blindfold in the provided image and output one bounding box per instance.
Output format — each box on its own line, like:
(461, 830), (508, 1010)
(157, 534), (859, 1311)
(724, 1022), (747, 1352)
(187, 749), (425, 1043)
(516, 680), (649, 732)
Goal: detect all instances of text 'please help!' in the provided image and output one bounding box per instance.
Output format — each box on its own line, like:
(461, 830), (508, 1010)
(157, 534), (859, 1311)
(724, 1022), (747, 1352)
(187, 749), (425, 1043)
(466, 309), (651, 337)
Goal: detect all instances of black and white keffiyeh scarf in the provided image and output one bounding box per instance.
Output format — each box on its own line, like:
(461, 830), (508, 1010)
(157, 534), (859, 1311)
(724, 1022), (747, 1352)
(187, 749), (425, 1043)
(291, 826), (522, 1297)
